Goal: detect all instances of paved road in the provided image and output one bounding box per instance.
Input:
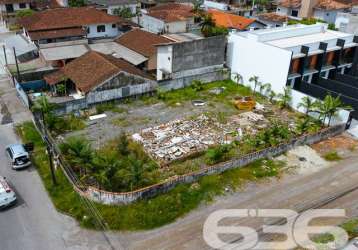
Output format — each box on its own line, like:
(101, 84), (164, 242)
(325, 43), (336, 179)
(117, 155), (358, 250)
(0, 75), (119, 250)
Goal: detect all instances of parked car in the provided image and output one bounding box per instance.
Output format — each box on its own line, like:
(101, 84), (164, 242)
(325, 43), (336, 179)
(0, 176), (16, 209)
(5, 144), (31, 170)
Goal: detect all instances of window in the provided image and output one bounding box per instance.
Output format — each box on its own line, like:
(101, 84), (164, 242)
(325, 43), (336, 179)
(326, 12), (330, 16)
(97, 25), (106, 33)
(112, 24), (116, 28)
(19, 3), (26, 8)
(87, 27), (90, 34)
(291, 9), (298, 17)
(277, 8), (281, 11)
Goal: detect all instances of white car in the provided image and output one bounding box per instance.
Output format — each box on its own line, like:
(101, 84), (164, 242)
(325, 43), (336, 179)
(6, 144), (31, 170)
(0, 176), (16, 209)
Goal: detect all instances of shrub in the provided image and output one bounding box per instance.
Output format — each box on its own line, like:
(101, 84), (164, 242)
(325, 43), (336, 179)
(323, 151), (342, 161)
(205, 144), (233, 164)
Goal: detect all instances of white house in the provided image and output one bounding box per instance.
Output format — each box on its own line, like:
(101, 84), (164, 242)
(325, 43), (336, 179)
(140, 3), (195, 34)
(19, 7), (120, 46)
(227, 24), (357, 94)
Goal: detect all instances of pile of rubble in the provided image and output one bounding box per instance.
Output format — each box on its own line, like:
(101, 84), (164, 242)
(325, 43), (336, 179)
(132, 112), (268, 164)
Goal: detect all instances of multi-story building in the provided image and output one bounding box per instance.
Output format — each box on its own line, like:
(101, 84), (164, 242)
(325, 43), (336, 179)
(227, 23), (357, 94)
(87, 0), (138, 16)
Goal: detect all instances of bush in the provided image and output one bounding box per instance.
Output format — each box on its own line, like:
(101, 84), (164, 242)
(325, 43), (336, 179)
(323, 151), (342, 161)
(205, 144), (233, 164)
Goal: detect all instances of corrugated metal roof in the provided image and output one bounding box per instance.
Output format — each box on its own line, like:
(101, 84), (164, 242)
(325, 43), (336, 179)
(4, 34), (37, 56)
(89, 42), (148, 65)
(40, 44), (88, 61)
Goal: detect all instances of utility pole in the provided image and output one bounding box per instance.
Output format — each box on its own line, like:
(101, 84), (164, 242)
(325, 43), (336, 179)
(13, 47), (20, 83)
(46, 143), (57, 186)
(2, 45), (7, 65)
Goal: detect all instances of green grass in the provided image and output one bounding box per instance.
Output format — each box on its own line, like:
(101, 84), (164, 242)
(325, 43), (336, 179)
(323, 151), (342, 161)
(17, 121), (286, 231)
(95, 102), (128, 114)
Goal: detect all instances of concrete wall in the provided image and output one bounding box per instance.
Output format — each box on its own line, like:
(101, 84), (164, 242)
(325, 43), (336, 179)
(158, 68), (226, 91)
(228, 32), (292, 94)
(86, 23), (119, 39)
(84, 123), (346, 204)
(314, 9), (339, 24)
(140, 14), (165, 33)
(172, 36), (226, 73)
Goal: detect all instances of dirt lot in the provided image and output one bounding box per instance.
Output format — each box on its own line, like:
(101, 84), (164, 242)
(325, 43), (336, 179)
(63, 81), (299, 150)
(311, 133), (358, 158)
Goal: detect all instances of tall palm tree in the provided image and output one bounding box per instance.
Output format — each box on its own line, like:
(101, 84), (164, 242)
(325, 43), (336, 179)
(233, 73), (243, 85)
(249, 76), (260, 95)
(259, 83), (271, 95)
(200, 14), (215, 37)
(277, 87), (292, 109)
(297, 96), (319, 115)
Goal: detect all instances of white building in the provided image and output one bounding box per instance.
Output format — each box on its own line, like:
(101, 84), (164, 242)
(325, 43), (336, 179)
(87, 0), (137, 16)
(227, 24), (357, 94)
(140, 3), (195, 34)
(276, 0), (351, 24)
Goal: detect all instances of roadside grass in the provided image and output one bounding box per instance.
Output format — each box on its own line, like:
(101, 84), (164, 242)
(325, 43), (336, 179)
(16, 121), (286, 231)
(96, 102), (128, 114)
(312, 218), (358, 245)
(323, 151), (342, 161)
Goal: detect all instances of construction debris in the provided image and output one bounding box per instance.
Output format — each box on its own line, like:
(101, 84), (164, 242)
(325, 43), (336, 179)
(132, 111), (269, 164)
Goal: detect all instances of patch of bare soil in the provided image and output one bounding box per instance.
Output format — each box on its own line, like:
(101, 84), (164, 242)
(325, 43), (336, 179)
(311, 134), (358, 158)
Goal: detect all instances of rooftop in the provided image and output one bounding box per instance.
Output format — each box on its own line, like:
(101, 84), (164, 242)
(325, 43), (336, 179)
(278, 0), (353, 10)
(258, 12), (289, 23)
(87, 0), (137, 6)
(146, 3), (194, 22)
(28, 27), (86, 40)
(208, 9), (256, 30)
(0, 0), (31, 4)
(19, 7), (119, 31)
(115, 28), (173, 57)
(236, 24), (354, 50)
(44, 51), (152, 93)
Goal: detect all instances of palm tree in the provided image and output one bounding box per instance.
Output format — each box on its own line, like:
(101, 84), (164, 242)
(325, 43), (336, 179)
(277, 87), (292, 109)
(249, 76), (260, 95)
(297, 96), (319, 115)
(318, 95), (350, 126)
(259, 83), (271, 95)
(233, 73), (243, 85)
(268, 90), (276, 103)
(200, 14), (215, 37)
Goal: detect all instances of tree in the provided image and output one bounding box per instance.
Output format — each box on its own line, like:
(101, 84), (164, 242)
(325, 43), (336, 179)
(56, 84), (66, 96)
(297, 96), (319, 115)
(113, 7), (133, 18)
(249, 76), (260, 95)
(233, 73), (243, 85)
(259, 83), (271, 95)
(200, 14), (215, 37)
(317, 95), (349, 126)
(268, 90), (276, 103)
(117, 132), (129, 156)
(68, 0), (86, 7)
(276, 87), (292, 109)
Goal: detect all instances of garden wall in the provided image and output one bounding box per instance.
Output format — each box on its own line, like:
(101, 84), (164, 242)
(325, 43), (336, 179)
(84, 123), (346, 205)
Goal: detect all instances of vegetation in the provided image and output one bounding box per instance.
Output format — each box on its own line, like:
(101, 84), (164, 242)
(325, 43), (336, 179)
(113, 7), (134, 18)
(95, 102), (127, 114)
(317, 95), (349, 126)
(287, 18), (337, 30)
(68, 0), (86, 7)
(56, 84), (66, 96)
(297, 96), (319, 115)
(205, 144), (233, 164)
(15, 9), (34, 18)
(200, 14), (228, 37)
(17, 121), (287, 231)
(249, 75), (260, 95)
(323, 151), (342, 161)
(277, 86), (292, 109)
(59, 132), (160, 192)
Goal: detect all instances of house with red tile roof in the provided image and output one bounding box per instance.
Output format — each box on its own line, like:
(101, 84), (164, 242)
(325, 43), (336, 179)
(140, 3), (195, 34)
(208, 9), (266, 31)
(44, 51), (156, 104)
(19, 7), (120, 46)
(276, 0), (352, 24)
(115, 28), (173, 71)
